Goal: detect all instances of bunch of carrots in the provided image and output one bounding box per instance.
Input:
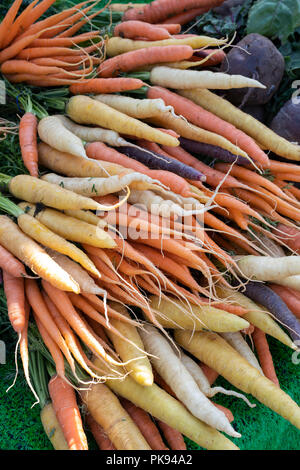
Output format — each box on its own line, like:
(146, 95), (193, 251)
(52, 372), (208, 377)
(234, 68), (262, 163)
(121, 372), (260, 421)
(0, 0), (114, 87)
(1, 0), (300, 453)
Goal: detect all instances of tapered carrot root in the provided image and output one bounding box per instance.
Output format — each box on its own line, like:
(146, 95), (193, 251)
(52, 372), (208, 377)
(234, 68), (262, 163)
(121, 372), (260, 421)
(49, 375), (88, 450)
(175, 330), (300, 430)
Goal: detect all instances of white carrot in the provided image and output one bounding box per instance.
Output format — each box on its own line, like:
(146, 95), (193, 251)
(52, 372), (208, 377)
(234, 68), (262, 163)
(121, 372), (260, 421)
(179, 349), (256, 407)
(149, 67), (266, 90)
(41, 172), (166, 196)
(220, 332), (263, 374)
(54, 115), (130, 146)
(46, 249), (105, 295)
(235, 255), (300, 281)
(93, 95), (174, 119)
(140, 324), (240, 438)
(38, 115), (87, 159)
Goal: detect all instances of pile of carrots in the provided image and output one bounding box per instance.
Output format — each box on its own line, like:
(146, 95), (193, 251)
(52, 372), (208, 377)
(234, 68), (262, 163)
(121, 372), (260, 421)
(1, 0), (300, 452)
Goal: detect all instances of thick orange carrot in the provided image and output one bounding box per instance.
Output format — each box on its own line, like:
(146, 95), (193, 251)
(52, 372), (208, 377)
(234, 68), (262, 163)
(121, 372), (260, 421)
(69, 77), (145, 94)
(252, 327), (279, 386)
(162, 7), (209, 24)
(98, 45), (193, 77)
(114, 20), (171, 40)
(48, 374), (88, 450)
(122, 0), (221, 23)
(19, 112), (38, 177)
(3, 271), (25, 333)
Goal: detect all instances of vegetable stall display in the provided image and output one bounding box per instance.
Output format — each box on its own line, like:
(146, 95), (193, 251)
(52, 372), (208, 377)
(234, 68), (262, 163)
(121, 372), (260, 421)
(0, 0), (300, 452)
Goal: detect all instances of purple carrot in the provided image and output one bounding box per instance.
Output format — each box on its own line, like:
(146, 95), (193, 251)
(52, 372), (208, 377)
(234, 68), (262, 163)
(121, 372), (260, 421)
(179, 137), (251, 166)
(117, 145), (206, 181)
(240, 281), (300, 342)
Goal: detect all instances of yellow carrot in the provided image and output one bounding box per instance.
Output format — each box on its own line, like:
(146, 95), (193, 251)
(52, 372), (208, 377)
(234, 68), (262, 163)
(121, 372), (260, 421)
(175, 330), (300, 430)
(20, 203), (116, 249)
(105, 373), (238, 450)
(106, 36), (227, 56)
(106, 301), (153, 386)
(149, 295), (250, 332)
(180, 89), (300, 161)
(17, 206), (100, 278)
(40, 403), (69, 450)
(81, 382), (151, 450)
(7, 174), (106, 211)
(0, 216), (79, 293)
(66, 95), (179, 146)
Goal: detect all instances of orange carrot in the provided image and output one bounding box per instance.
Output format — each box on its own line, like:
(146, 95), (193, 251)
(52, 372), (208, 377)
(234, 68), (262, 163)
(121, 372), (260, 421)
(1, 60), (73, 76)
(69, 77), (145, 95)
(86, 414), (116, 450)
(120, 398), (169, 450)
(252, 327), (279, 386)
(0, 244), (27, 278)
(0, 28), (51, 64)
(30, 31), (99, 48)
(3, 271), (25, 333)
(269, 284), (300, 321)
(17, 1), (94, 40)
(98, 45), (193, 77)
(42, 280), (122, 366)
(148, 87), (270, 168)
(162, 7), (209, 24)
(25, 279), (76, 373)
(0, 0), (23, 49)
(48, 374), (88, 450)
(17, 43), (99, 60)
(156, 420), (186, 450)
(122, 0), (220, 23)
(33, 313), (65, 379)
(272, 224), (300, 253)
(114, 20), (171, 40)
(155, 23), (181, 33)
(1, 0), (40, 48)
(163, 145), (244, 189)
(19, 112), (38, 177)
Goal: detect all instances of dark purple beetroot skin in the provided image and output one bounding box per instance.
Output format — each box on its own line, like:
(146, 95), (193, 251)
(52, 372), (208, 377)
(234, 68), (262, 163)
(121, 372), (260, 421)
(270, 99), (300, 144)
(220, 33), (285, 106)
